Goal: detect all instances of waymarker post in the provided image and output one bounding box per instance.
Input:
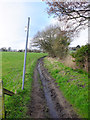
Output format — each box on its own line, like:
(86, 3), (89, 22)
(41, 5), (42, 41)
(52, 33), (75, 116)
(22, 17), (30, 90)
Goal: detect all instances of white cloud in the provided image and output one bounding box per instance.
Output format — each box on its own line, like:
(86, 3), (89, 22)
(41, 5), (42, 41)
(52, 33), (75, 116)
(0, 3), (27, 50)
(0, 0), (41, 3)
(0, 2), (49, 50)
(49, 18), (59, 25)
(70, 28), (88, 47)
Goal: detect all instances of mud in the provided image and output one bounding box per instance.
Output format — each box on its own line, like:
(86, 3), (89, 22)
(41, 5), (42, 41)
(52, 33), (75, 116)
(27, 61), (49, 118)
(27, 57), (80, 119)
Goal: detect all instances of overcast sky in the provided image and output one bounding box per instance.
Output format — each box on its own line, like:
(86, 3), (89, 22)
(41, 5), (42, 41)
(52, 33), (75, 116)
(0, 0), (88, 50)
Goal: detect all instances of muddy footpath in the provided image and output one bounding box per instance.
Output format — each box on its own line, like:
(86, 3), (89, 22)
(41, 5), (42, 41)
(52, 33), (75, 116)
(27, 57), (80, 119)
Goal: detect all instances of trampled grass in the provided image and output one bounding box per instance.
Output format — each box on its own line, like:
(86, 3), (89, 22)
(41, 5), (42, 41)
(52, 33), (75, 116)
(44, 57), (88, 118)
(2, 52), (47, 118)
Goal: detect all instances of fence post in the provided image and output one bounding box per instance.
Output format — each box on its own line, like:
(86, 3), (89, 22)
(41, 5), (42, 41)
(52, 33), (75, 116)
(22, 17), (30, 90)
(0, 80), (5, 119)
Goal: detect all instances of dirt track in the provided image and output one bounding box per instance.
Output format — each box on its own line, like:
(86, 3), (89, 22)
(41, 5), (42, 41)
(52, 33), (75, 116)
(27, 57), (80, 119)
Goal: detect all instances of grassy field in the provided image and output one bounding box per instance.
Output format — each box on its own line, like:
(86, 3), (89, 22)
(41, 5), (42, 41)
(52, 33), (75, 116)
(44, 57), (88, 118)
(2, 52), (47, 118)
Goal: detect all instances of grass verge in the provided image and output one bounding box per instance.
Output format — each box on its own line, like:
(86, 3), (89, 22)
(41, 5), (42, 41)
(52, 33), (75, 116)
(2, 52), (47, 118)
(44, 57), (88, 118)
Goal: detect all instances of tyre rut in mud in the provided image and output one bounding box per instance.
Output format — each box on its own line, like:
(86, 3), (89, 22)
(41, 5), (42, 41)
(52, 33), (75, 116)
(28, 57), (79, 119)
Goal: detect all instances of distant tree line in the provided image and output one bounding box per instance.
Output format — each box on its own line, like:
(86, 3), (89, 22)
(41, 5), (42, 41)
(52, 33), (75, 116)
(0, 47), (12, 52)
(0, 47), (43, 53)
(69, 45), (81, 51)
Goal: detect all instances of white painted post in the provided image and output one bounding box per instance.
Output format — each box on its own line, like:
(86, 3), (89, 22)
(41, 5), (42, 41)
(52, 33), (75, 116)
(22, 17), (30, 90)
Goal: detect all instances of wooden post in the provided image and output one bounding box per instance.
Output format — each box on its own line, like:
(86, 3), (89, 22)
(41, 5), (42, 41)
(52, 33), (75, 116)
(0, 80), (15, 119)
(0, 80), (5, 119)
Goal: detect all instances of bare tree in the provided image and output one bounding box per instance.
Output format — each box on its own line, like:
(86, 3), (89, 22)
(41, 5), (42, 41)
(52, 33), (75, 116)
(47, 1), (90, 32)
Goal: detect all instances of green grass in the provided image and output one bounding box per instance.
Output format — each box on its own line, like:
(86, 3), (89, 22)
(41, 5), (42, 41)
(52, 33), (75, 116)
(44, 57), (88, 118)
(2, 52), (47, 118)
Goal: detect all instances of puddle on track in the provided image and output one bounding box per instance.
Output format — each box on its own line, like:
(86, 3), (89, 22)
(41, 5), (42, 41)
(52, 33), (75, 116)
(38, 62), (59, 118)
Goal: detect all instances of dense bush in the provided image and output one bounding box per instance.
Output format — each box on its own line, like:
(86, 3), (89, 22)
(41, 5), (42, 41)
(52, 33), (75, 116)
(33, 25), (71, 59)
(71, 44), (89, 69)
(53, 35), (70, 59)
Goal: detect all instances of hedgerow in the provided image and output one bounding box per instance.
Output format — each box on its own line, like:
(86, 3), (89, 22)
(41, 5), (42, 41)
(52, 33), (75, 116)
(71, 44), (89, 69)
